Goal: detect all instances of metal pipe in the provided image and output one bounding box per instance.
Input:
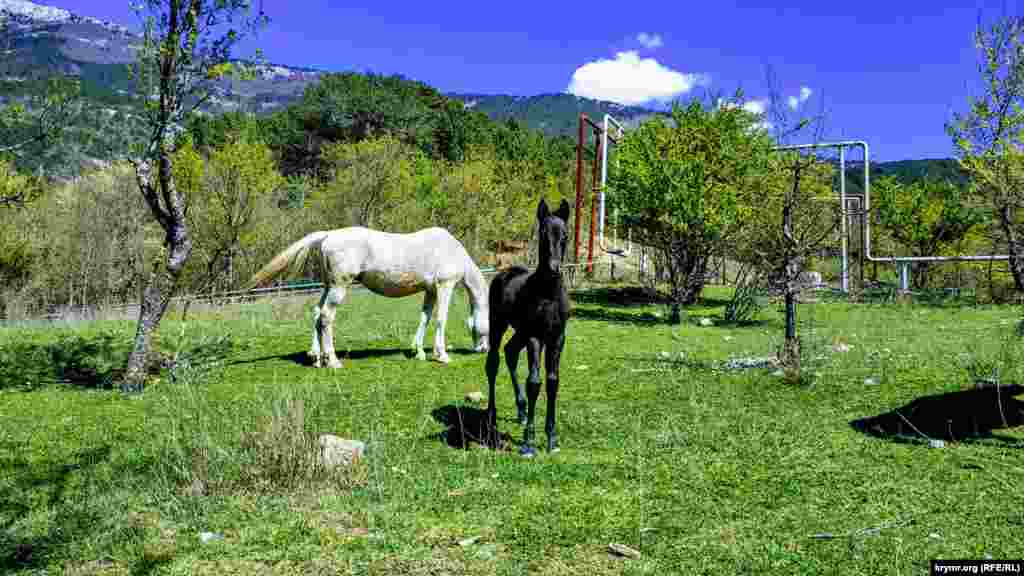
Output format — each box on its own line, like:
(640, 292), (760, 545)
(840, 146), (848, 293)
(775, 140), (1010, 263)
(587, 132), (602, 274)
(574, 114), (586, 263)
(598, 113), (629, 256)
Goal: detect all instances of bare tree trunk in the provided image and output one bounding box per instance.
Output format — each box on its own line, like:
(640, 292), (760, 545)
(998, 205), (1024, 291)
(123, 154), (192, 393)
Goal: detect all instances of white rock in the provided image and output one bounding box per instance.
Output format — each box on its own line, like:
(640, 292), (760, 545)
(608, 542), (641, 559)
(199, 531), (224, 544)
(318, 434), (365, 467)
(699, 317), (713, 327)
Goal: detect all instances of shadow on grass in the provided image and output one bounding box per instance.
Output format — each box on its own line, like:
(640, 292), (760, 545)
(570, 286), (671, 307)
(571, 307), (665, 325)
(570, 286), (734, 309)
(430, 404), (514, 450)
(235, 347), (483, 366)
(0, 333), (143, 390)
(0, 446), (114, 571)
(850, 384), (1024, 446)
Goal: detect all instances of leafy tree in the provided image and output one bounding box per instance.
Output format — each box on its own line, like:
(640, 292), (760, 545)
(609, 98), (776, 321)
(189, 135), (283, 292)
(313, 135), (415, 231)
(735, 152), (838, 374)
(873, 175), (986, 289)
(947, 16), (1024, 291)
(121, 0), (267, 392)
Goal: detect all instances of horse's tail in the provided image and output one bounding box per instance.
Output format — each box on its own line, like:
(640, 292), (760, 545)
(247, 231), (329, 289)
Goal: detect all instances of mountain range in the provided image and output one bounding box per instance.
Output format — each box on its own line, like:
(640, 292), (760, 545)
(0, 0), (957, 182)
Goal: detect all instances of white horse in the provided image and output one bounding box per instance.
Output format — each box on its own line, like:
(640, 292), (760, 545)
(249, 227), (490, 368)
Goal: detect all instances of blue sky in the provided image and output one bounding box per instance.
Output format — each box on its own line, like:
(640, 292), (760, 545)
(50, 1), (1013, 161)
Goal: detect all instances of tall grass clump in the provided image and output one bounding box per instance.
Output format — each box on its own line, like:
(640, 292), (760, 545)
(149, 326), (367, 510)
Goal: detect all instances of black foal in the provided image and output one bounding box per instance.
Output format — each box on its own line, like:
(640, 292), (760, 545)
(485, 198), (571, 457)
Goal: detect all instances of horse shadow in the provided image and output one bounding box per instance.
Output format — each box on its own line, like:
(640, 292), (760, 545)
(850, 384), (1024, 446)
(234, 347), (481, 367)
(429, 404), (514, 450)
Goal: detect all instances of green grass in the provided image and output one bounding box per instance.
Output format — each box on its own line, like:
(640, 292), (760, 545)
(2, 286), (1023, 575)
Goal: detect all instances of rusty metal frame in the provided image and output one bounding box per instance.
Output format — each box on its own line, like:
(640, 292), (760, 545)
(574, 113), (621, 274)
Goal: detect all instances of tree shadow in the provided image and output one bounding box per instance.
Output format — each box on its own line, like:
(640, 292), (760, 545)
(0, 333), (164, 391)
(0, 445), (113, 571)
(570, 286), (671, 307)
(850, 385), (1024, 446)
(429, 404), (514, 450)
(570, 306), (664, 325)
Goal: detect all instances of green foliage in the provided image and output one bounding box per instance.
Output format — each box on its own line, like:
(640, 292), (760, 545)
(734, 153), (839, 282)
(182, 133), (284, 292)
(874, 175), (986, 256)
(947, 15), (1024, 291)
(312, 135), (415, 231)
(609, 97), (775, 307)
(722, 265), (768, 324)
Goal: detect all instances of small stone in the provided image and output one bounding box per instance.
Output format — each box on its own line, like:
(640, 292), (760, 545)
(464, 391), (484, 403)
(199, 531), (223, 544)
(864, 377), (878, 386)
(985, 553), (994, 560)
(928, 532), (942, 540)
(608, 543), (642, 559)
(929, 439), (946, 449)
(458, 536), (480, 547)
(318, 435), (366, 468)
(832, 343), (851, 353)
(188, 477), (206, 497)
(699, 317), (713, 327)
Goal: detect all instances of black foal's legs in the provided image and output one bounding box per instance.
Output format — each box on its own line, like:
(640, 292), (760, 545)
(504, 333), (527, 425)
(520, 337), (543, 457)
(484, 326), (505, 447)
(544, 333), (565, 453)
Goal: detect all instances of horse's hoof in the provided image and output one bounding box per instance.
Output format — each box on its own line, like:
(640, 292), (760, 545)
(435, 355), (451, 365)
(327, 359), (343, 369)
(519, 445), (537, 458)
(415, 350), (427, 361)
(548, 445), (560, 454)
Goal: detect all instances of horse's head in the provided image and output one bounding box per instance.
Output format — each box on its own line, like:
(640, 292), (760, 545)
(537, 198), (571, 276)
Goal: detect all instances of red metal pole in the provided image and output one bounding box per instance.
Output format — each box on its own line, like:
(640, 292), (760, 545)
(587, 132), (602, 275)
(574, 114), (586, 264)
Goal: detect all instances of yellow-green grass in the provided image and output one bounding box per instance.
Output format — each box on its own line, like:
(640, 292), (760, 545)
(2, 286), (1023, 575)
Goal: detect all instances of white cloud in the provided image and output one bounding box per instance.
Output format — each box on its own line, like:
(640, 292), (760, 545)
(742, 99), (768, 116)
(716, 97), (772, 132)
(636, 32), (664, 49)
(567, 51), (709, 106)
(787, 85), (813, 110)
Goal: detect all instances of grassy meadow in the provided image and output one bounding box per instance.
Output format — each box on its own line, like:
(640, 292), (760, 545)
(2, 283), (1023, 575)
